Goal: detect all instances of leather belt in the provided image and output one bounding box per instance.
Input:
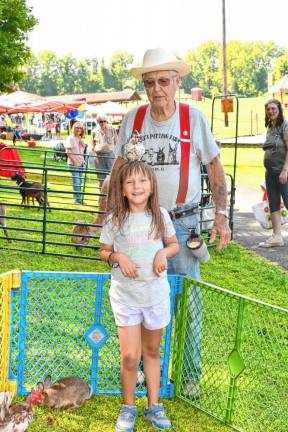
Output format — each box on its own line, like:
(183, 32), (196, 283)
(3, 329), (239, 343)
(169, 206), (199, 220)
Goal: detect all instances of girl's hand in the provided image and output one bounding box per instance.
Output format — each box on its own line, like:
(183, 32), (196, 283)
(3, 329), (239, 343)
(279, 169), (288, 184)
(117, 253), (139, 279)
(153, 250), (168, 277)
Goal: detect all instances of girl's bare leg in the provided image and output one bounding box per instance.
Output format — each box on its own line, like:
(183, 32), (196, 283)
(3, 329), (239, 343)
(141, 326), (162, 407)
(118, 325), (142, 406)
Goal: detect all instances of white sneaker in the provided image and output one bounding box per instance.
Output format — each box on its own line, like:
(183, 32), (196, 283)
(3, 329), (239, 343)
(259, 234), (284, 248)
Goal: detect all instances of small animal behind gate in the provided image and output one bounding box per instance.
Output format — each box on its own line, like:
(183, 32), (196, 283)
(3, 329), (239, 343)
(71, 219), (91, 248)
(11, 173), (50, 210)
(0, 202), (11, 242)
(53, 142), (67, 162)
(36, 375), (92, 409)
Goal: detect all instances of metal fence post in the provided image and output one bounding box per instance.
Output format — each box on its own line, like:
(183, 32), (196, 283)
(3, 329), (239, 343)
(41, 168), (48, 254)
(41, 150), (48, 184)
(225, 297), (245, 425)
(172, 278), (190, 394)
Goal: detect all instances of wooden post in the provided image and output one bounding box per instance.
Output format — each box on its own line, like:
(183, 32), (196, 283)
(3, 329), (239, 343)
(222, 0), (229, 127)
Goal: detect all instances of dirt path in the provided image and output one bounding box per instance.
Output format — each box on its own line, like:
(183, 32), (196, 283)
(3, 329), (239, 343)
(233, 184), (288, 270)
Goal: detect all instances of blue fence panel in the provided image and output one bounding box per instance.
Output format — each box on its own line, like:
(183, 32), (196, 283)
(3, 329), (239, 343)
(10, 271), (182, 397)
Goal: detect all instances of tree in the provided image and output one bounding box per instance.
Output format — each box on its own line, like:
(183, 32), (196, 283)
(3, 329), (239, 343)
(0, 0), (37, 91)
(185, 41), (222, 97)
(109, 51), (134, 90)
(273, 54), (288, 81)
(20, 51), (103, 96)
(226, 40), (284, 96)
(99, 58), (116, 91)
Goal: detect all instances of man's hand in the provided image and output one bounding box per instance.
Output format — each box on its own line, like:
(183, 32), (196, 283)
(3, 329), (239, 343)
(279, 168), (288, 184)
(209, 213), (231, 251)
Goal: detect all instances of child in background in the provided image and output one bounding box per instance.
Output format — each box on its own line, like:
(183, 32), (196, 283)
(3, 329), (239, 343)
(100, 161), (179, 431)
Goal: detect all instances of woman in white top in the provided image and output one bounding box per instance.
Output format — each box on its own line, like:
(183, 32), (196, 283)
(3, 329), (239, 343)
(64, 121), (86, 204)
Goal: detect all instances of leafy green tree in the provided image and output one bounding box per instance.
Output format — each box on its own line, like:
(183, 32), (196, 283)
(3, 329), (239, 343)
(273, 54), (288, 81)
(20, 51), (103, 96)
(99, 58), (115, 91)
(185, 41), (222, 97)
(226, 40), (284, 96)
(20, 51), (59, 95)
(20, 53), (39, 94)
(0, 0), (37, 91)
(20, 41), (288, 98)
(109, 51), (134, 90)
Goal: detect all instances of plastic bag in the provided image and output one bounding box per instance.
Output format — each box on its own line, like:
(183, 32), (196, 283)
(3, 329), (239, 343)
(252, 200), (288, 230)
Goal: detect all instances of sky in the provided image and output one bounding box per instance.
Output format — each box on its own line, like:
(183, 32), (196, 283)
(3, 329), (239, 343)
(26, 0), (288, 63)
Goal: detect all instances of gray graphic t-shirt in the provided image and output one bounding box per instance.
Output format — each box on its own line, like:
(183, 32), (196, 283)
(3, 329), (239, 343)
(116, 102), (219, 210)
(100, 208), (175, 307)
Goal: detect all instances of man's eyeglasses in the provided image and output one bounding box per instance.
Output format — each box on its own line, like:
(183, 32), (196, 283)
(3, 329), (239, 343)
(143, 75), (177, 89)
(99, 120), (107, 124)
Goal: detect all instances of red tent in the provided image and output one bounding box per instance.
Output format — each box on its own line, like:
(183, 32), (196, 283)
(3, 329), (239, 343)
(0, 144), (25, 178)
(8, 99), (84, 113)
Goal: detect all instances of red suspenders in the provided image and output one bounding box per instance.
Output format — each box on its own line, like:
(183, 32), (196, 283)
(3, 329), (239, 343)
(133, 104), (148, 132)
(132, 103), (191, 204)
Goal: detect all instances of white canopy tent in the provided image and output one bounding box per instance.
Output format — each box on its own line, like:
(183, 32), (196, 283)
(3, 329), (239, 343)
(85, 101), (128, 118)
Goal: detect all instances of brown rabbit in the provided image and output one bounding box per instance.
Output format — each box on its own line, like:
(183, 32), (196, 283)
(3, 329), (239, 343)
(38, 375), (92, 409)
(71, 219), (91, 248)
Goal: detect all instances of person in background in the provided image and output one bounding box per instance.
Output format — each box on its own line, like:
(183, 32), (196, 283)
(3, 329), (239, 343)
(45, 117), (53, 139)
(0, 114), (6, 130)
(259, 99), (288, 247)
(90, 114), (117, 186)
(55, 114), (61, 137)
(100, 161), (180, 431)
(64, 121), (86, 205)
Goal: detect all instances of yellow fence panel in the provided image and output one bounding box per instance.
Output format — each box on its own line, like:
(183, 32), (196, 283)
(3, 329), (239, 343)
(0, 270), (20, 394)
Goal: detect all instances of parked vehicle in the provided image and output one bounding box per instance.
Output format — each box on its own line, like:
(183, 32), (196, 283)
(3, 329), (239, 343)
(77, 118), (97, 135)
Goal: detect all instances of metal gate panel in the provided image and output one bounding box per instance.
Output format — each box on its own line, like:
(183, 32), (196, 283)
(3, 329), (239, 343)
(173, 278), (288, 432)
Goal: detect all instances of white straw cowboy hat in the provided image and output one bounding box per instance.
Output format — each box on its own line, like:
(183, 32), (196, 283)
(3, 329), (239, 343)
(131, 48), (190, 80)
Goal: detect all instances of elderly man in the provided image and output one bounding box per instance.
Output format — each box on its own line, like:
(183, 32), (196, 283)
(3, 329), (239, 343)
(117, 48), (230, 245)
(101, 48), (231, 431)
(90, 113), (117, 186)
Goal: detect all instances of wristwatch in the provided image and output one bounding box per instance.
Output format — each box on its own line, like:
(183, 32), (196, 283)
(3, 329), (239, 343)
(215, 209), (229, 218)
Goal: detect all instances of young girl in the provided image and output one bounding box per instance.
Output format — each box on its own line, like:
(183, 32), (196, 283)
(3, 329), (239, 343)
(100, 161), (179, 431)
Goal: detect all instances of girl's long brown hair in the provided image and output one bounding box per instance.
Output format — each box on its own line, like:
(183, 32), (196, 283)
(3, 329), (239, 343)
(111, 161), (165, 239)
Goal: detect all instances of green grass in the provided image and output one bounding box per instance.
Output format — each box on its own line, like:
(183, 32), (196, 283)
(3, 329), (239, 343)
(177, 94), (268, 139)
(201, 243), (288, 309)
(221, 147), (264, 190)
(21, 396), (232, 432)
